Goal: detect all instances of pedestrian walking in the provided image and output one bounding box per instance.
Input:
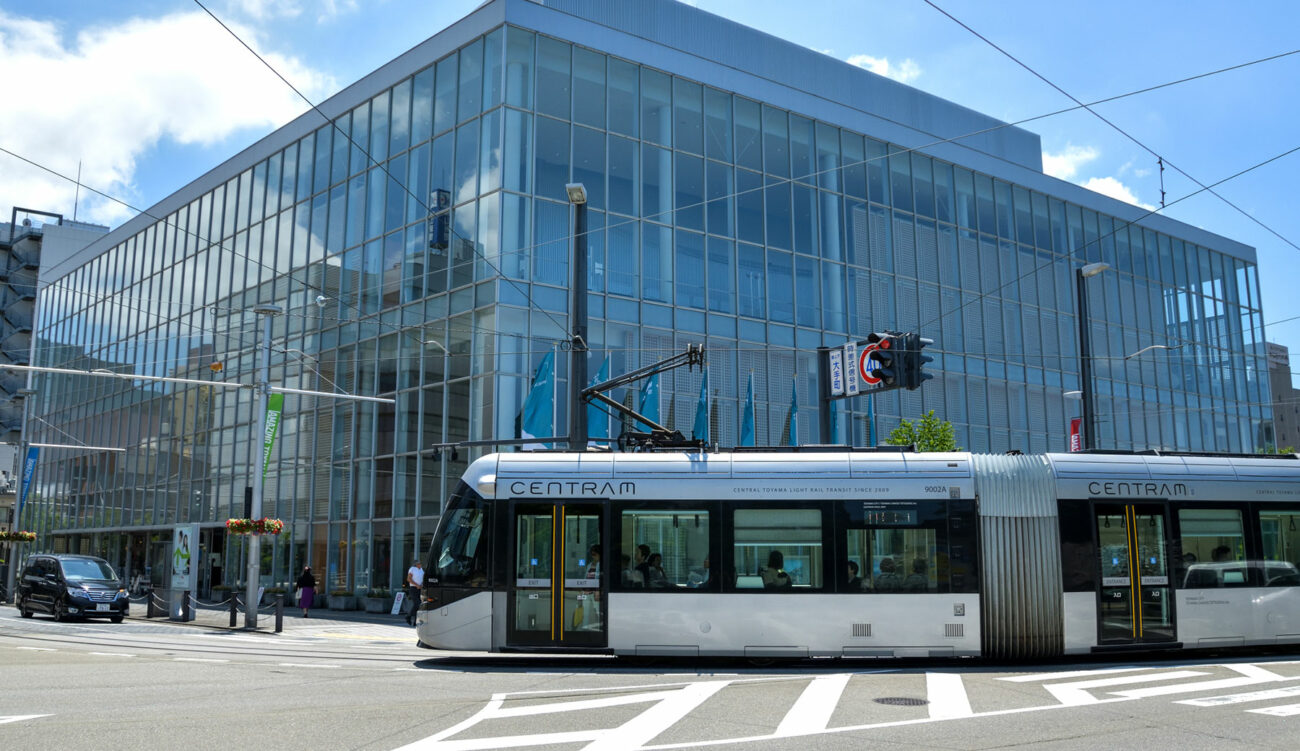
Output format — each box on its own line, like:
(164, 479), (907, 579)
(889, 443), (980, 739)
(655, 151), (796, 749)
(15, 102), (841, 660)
(405, 559), (424, 626)
(295, 565), (316, 618)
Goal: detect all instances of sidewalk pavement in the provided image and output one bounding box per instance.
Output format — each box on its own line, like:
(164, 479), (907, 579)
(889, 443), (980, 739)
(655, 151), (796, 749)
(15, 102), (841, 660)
(2, 595), (422, 641)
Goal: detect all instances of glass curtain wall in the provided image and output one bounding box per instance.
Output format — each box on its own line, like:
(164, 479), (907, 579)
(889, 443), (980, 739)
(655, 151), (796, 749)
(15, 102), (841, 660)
(23, 23), (1271, 586)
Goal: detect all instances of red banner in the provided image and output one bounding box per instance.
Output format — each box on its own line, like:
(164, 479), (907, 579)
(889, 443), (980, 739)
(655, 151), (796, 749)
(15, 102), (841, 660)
(1069, 418), (1082, 452)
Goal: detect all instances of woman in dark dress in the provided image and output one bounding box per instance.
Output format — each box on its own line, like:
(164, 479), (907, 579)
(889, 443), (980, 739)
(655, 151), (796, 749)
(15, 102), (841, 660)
(295, 566), (316, 617)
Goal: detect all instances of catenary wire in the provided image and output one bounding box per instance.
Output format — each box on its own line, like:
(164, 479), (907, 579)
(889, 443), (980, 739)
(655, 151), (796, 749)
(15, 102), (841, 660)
(923, 0), (1300, 253)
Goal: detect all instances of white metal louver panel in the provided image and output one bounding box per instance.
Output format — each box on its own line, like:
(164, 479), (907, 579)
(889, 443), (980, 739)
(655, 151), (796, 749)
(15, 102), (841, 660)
(894, 214), (917, 279)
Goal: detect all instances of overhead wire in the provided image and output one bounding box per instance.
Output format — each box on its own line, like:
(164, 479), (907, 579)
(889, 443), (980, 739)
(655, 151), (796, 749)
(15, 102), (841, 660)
(922, 0), (1300, 252)
(11, 37), (1298, 335)
(10, 9), (1300, 439)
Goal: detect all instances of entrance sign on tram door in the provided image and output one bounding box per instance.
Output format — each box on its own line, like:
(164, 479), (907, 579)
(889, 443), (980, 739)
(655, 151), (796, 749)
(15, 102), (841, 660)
(1095, 503), (1175, 645)
(508, 503), (605, 648)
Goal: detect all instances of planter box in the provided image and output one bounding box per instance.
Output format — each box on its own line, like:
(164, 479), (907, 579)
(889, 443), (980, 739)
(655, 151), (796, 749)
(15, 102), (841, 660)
(363, 597), (391, 613)
(329, 595), (358, 611)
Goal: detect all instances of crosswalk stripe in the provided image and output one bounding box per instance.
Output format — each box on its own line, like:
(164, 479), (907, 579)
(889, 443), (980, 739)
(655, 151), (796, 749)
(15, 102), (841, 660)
(999, 667), (1144, 683)
(1045, 670), (1208, 705)
(1112, 664), (1285, 699)
(1177, 684), (1300, 707)
(927, 673), (973, 719)
(775, 674), (851, 736)
(1247, 703), (1300, 717)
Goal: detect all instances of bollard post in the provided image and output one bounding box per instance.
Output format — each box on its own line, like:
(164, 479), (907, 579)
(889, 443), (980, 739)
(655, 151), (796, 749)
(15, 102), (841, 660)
(146, 588), (161, 618)
(229, 591), (238, 628)
(275, 594), (283, 633)
(181, 590), (191, 622)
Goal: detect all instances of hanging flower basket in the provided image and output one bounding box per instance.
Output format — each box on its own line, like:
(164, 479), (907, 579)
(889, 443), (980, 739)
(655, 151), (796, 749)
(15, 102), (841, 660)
(225, 518), (284, 535)
(0, 530), (36, 542)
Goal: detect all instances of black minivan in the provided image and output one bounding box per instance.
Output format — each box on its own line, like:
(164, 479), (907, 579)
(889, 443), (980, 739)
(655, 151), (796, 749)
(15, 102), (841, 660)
(17, 554), (129, 623)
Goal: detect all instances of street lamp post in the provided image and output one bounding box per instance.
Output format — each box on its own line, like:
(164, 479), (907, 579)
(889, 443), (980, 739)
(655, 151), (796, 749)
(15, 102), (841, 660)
(245, 304), (281, 628)
(566, 183), (588, 451)
(1075, 262), (1109, 451)
(3, 387), (35, 603)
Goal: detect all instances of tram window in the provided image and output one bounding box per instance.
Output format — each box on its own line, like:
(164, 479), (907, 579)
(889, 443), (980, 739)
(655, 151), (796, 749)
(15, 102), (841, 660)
(616, 509), (711, 590)
(1176, 508), (1247, 588)
(430, 492), (489, 587)
(845, 528), (938, 594)
(1258, 510), (1300, 587)
(731, 508), (823, 590)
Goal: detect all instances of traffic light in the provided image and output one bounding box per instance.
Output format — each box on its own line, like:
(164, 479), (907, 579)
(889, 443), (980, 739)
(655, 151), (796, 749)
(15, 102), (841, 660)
(902, 333), (934, 390)
(864, 332), (900, 389)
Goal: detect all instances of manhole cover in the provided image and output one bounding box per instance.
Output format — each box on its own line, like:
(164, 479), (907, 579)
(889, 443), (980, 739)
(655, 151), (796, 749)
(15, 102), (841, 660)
(874, 697), (929, 706)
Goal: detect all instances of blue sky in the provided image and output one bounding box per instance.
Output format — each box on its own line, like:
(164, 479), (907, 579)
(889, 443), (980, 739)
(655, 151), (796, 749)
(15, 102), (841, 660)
(2, 0), (1298, 384)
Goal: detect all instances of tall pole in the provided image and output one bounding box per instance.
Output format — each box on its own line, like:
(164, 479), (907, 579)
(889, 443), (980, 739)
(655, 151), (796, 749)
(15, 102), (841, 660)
(816, 347), (832, 444)
(4, 387), (35, 603)
(1075, 263), (1108, 451)
(245, 304), (281, 628)
(567, 184), (588, 451)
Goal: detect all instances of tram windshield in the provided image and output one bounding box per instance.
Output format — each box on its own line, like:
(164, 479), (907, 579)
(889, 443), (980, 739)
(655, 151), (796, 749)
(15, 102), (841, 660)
(430, 483), (489, 587)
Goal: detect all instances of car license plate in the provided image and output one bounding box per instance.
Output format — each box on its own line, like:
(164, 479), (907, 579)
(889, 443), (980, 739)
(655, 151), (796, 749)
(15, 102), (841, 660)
(95, 603), (110, 612)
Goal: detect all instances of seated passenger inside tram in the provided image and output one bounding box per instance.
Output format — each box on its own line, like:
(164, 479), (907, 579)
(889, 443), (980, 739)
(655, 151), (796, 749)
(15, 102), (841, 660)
(646, 552), (671, 588)
(846, 560), (865, 592)
(874, 557), (902, 592)
(903, 558), (929, 592)
(688, 556), (711, 588)
(761, 550), (793, 588)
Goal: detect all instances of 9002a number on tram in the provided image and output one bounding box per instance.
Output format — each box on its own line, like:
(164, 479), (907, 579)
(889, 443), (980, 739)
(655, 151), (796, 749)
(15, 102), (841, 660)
(416, 450), (1300, 659)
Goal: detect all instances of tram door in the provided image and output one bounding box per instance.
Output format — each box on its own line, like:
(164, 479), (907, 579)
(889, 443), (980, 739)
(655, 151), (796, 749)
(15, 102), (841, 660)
(1094, 503), (1176, 645)
(507, 503), (605, 648)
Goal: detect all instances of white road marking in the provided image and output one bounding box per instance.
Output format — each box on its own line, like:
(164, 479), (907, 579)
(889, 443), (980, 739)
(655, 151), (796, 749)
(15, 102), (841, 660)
(1044, 670), (1208, 706)
(277, 662), (340, 669)
(1247, 703), (1300, 717)
(1177, 684), (1300, 707)
(775, 674), (851, 736)
(926, 672), (973, 719)
(395, 680), (731, 751)
(999, 667), (1145, 682)
(0, 714), (52, 725)
(174, 657), (229, 663)
(16, 646), (55, 652)
(1111, 664), (1285, 699)
(89, 652), (135, 657)
(583, 681), (730, 751)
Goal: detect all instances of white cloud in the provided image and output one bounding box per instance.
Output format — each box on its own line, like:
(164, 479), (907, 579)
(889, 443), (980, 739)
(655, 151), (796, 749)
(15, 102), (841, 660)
(1082, 177), (1156, 211)
(1042, 144), (1098, 180)
(224, 0), (358, 23)
(846, 54), (922, 84)
(0, 10), (336, 227)
(315, 0), (360, 23)
(227, 0), (303, 21)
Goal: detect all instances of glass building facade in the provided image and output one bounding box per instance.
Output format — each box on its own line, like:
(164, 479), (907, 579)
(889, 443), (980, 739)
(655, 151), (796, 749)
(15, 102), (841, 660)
(20, 0), (1269, 595)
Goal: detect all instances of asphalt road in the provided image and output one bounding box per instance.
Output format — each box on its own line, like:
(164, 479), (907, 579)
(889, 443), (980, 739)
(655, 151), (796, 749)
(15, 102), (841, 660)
(2, 606), (1299, 750)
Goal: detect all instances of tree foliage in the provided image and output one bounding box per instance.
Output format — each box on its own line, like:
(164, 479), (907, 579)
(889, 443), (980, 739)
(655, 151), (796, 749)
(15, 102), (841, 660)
(885, 410), (960, 452)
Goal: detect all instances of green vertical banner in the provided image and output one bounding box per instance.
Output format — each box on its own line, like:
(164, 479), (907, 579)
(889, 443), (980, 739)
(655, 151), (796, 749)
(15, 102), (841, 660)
(262, 392), (284, 477)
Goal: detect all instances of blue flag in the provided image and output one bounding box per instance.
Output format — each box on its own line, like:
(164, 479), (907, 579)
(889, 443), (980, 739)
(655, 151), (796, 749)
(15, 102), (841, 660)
(588, 355), (610, 446)
(787, 377), (799, 447)
(520, 350), (555, 449)
(638, 372), (660, 431)
(739, 373), (755, 447)
(693, 370), (710, 444)
(18, 445), (38, 519)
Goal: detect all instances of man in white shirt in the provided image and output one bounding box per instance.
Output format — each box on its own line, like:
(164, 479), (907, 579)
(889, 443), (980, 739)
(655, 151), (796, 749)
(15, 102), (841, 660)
(405, 559), (424, 626)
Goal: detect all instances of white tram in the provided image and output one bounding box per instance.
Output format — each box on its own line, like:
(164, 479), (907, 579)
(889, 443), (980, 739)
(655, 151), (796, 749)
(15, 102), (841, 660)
(416, 450), (1300, 659)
